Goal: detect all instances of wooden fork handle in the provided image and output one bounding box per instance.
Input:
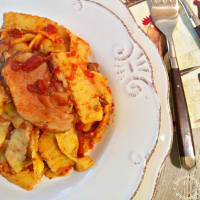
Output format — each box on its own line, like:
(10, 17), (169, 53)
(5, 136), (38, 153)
(171, 68), (195, 169)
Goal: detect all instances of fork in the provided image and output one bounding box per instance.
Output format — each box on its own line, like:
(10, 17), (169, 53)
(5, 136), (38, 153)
(150, 0), (195, 169)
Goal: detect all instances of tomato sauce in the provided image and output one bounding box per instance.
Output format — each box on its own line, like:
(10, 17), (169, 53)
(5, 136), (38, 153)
(43, 24), (57, 34)
(27, 79), (48, 96)
(66, 64), (77, 80)
(9, 28), (23, 38)
(11, 54), (46, 72)
(11, 62), (23, 71)
(83, 70), (94, 78)
(26, 164), (34, 172)
(48, 62), (60, 74)
(77, 133), (85, 158)
(21, 54), (46, 72)
(66, 51), (76, 57)
(107, 86), (112, 94)
(6, 123), (15, 140)
(75, 121), (85, 132)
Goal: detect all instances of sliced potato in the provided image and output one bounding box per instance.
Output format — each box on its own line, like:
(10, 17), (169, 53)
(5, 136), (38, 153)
(0, 82), (10, 115)
(39, 38), (66, 54)
(82, 137), (92, 155)
(29, 34), (43, 49)
(39, 132), (74, 176)
(30, 129), (44, 178)
(0, 116), (10, 148)
(0, 162), (40, 191)
(4, 12), (70, 51)
(45, 168), (58, 179)
(11, 33), (35, 45)
(70, 33), (91, 63)
(5, 125), (31, 173)
(76, 121), (94, 132)
(56, 129), (93, 172)
(11, 42), (30, 53)
(4, 103), (24, 129)
(91, 72), (113, 143)
(51, 52), (82, 77)
(56, 127), (79, 161)
(45, 167), (71, 179)
(82, 123), (93, 132)
(56, 72), (68, 88)
(75, 156), (94, 172)
(93, 88), (112, 143)
(0, 140), (8, 163)
(69, 66), (103, 123)
(51, 53), (103, 124)
(39, 38), (54, 54)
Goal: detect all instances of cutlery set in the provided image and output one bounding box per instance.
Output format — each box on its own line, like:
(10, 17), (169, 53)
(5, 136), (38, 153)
(125, 0), (200, 169)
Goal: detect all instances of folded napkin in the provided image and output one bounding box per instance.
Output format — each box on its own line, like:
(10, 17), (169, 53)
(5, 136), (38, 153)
(130, 1), (200, 128)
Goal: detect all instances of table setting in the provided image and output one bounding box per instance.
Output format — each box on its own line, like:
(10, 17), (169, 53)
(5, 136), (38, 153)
(129, 0), (200, 199)
(0, 0), (199, 200)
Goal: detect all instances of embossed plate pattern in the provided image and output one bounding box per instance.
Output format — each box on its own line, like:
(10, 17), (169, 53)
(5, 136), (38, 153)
(0, 0), (172, 200)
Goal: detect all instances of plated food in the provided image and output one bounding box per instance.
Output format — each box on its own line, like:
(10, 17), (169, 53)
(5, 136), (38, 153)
(0, 12), (113, 190)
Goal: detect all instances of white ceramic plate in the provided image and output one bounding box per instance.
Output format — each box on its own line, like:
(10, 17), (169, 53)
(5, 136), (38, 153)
(0, 0), (173, 199)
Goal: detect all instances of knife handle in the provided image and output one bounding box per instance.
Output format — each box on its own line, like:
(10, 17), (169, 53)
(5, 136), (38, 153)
(171, 68), (195, 169)
(195, 25), (200, 39)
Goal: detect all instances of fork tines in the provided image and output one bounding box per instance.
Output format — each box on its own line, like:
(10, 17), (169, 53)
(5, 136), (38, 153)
(152, 0), (177, 7)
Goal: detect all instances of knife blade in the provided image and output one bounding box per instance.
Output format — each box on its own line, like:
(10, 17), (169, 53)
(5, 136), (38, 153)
(179, 0), (200, 38)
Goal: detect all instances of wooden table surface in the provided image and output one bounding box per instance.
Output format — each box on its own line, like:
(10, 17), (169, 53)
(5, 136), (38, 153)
(153, 128), (200, 200)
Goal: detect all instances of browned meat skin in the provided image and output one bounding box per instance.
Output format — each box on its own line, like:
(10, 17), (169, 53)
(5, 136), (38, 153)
(2, 52), (73, 132)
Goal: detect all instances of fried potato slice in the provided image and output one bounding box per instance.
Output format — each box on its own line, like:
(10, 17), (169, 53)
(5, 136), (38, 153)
(11, 42), (30, 53)
(91, 72), (112, 143)
(0, 128), (43, 190)
(75, 156), (94, 172)
(39, 38), (54, 54)
(30, 129), (44, 178)
(56, 127), (79, 161)
(69, 67), (103, 124)
(0, 82), (10, 115)
(11, 33), (35, 45)
(0, 116), (10, 148)
(5, 124), (31, 173)
(70, 33), (91, 63)
(4, 12), (70, 51)
(56, 128), (94, 172)
(4, 103), (24, 129)
(39, 38), (67, 54)
(0, 162), (40, 190)
(0, 38), (10, 64)
(51, 53), (103, 124)
(82, 123), (93, 132)
(0, 140), (7, 163)
(45, 169), (58, 179)
(39, 132), (74, 176)
(28, 34), (43, 49)
(44, 167), (71, 179)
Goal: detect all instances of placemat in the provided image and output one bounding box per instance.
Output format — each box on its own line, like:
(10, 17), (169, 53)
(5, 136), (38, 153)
(130, 0), (200, 128)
